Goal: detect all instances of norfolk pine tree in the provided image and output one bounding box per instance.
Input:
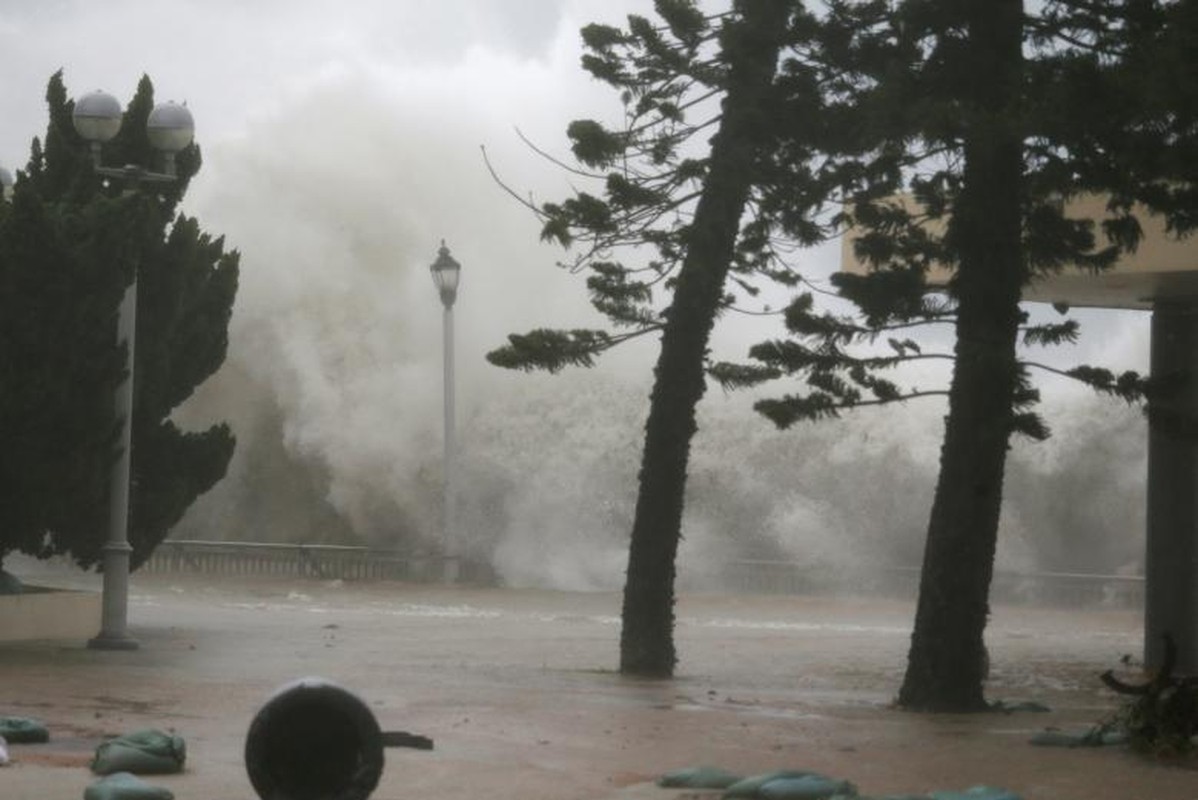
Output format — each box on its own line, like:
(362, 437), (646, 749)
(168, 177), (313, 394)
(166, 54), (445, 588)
(713, 0), (1195, 709)
(0, 72), (238, 570)
(488, 0), (806, 676)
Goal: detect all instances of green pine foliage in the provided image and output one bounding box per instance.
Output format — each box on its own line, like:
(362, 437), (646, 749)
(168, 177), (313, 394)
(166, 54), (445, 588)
(489, 0), (1190, 691)
(487, 0), (820, 375)
(709, 0), (1195, 439)
(0, 72), (238, 570)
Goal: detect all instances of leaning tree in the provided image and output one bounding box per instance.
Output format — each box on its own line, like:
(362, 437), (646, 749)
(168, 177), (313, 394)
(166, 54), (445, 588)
(487, 0), (824, 676)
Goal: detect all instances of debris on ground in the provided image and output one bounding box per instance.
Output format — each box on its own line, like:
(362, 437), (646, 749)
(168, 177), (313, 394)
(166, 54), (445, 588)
(1102, 634), (1197, 757)
(1028, 727), (1127, 748)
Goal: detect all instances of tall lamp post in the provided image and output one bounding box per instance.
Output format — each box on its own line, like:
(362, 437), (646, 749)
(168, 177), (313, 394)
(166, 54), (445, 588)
(73, 89), (195, 650)
(430, 241), (461, 583)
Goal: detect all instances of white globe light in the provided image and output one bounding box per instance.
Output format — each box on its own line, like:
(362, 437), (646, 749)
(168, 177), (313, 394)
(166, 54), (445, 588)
(147, 102), (195, 153)
(73, 90), (123, 143)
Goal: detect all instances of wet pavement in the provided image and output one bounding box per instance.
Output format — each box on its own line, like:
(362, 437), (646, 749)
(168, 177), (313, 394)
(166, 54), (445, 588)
(0, 573), (1193, 800)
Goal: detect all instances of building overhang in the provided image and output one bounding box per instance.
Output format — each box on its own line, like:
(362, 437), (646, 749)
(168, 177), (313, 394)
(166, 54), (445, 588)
(840, 194), (1198, 311)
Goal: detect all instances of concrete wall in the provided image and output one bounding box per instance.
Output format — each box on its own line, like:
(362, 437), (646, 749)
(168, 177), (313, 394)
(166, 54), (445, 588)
(0, 588), (101, 642)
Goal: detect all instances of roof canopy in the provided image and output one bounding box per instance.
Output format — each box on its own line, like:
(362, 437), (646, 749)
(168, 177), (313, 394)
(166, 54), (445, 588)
(840, 194), (1198, 310)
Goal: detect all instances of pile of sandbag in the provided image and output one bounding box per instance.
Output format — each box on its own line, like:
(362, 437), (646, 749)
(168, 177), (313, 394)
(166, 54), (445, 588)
(0, 715), (185, 800)
(86, 729), (185, 800)
(657, 765), (1023, 800)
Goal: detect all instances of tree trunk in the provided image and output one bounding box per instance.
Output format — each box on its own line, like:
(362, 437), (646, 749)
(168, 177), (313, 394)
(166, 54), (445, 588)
(619, 0), (790, 677)
(897, 0), (1026, 711)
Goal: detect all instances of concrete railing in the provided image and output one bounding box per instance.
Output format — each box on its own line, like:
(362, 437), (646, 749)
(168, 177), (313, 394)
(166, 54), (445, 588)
(140, 541), (1144, 608)
(711, 559), (1144, 608)
(141, 540), (453, 583)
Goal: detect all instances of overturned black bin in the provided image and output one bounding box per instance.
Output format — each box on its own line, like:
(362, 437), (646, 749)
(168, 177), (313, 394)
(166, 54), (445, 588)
(245, 678), (429, 800)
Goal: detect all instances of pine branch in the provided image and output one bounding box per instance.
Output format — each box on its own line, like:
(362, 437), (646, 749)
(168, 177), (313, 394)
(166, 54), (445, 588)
(1021, 360), (1149, 403)
(754, 388), (950, 430)
(485, 325), (663, 374)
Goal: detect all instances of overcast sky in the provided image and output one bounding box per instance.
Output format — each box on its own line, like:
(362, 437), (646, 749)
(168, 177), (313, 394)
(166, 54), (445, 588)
(0, 1), (1154, 581)
(1, 1), (628, 149)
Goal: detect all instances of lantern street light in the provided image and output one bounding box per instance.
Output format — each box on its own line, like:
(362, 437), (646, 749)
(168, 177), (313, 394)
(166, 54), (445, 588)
(73, 89), (195, 650)
(430, 241), (461, 582)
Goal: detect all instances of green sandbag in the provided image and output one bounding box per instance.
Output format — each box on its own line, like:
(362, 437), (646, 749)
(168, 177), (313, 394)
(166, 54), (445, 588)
(759, 774), (857, 799)
(725, 771), (821, 798)
(92, 729), (186, 775)
(658, 766), (745, 789)
(0, 716), (49, 743)
(84, 771), (174, 800)
(929, 787), (1021, 800)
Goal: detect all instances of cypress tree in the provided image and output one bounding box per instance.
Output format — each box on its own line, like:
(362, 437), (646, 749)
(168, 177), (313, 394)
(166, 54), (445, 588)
(0, 72), (238, 570)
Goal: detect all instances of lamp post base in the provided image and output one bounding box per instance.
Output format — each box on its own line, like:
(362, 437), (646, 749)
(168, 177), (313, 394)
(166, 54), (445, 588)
(87, 633), (140, 651)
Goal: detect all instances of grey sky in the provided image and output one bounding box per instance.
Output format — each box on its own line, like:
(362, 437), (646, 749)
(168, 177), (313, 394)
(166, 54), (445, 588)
(0, 1), (640, 156)
(0, 0), (1155, 584)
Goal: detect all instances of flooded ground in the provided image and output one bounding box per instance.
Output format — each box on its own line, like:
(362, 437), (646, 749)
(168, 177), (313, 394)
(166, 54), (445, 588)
(0, 571), (1193, 800)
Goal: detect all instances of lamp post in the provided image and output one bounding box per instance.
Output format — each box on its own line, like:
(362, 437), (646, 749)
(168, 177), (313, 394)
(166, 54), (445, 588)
(73, 89), (195, 650)
(430, 241), (461, 583)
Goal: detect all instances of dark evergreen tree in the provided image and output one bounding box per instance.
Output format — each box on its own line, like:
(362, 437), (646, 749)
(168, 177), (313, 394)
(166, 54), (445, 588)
(0, 72), (238, 570)
(0, 169), (134, 570)
(487, 0), (805, 676)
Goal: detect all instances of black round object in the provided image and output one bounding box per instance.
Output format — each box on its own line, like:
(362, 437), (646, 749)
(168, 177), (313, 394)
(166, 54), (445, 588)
(244, 678), (385, 800)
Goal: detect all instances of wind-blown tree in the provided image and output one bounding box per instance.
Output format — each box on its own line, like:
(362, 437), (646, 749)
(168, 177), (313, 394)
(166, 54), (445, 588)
(0, 72), (238, 571)
(488, 0), (810, 676)
(0, 166), (135, 572)
(713, 0), (1195, 709)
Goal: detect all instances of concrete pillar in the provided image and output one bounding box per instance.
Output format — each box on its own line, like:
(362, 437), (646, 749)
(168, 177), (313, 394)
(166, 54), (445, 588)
(1145, 301), (1198, 674)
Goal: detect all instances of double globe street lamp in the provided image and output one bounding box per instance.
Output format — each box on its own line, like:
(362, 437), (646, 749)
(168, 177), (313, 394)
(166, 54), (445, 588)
(73, 89), (195, 650)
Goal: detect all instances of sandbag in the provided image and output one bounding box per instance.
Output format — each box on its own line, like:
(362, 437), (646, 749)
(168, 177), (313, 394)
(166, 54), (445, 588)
(83, 772), (174, 800)
(725, 771), (821, 798)
(92, 729), (186, 775)
(758, 774), (857, 800)
(0, 716), (49, 743)
(928, 787), (1021, 800)
(658, 766), (745, 789)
